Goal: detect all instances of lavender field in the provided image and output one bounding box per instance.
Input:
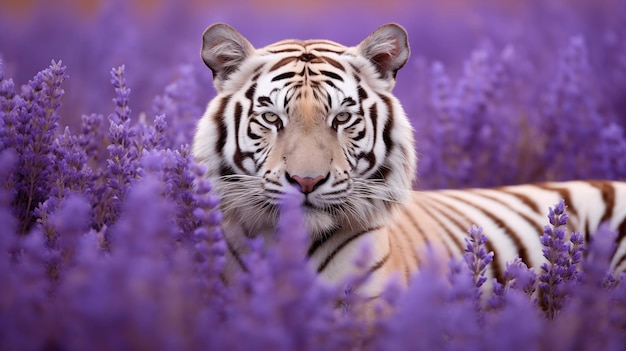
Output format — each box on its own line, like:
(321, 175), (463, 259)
(1, 0), (626, 349)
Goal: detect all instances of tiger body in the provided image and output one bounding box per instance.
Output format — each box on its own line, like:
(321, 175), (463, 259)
(192, 23), (626, 299)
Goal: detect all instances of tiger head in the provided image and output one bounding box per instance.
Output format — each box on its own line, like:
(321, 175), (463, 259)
(193, 23), (416, 239)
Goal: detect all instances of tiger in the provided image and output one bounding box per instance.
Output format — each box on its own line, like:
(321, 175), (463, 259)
(191, 22), (626, 299)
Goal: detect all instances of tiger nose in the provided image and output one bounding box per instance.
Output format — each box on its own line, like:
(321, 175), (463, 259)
(286, 173), (328, 194)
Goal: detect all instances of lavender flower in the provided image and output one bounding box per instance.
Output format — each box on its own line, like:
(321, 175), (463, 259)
(78, 113), (107, 166)
(110, 65), (131, 124)
(548, 224), (626, 351)
(382, 247), (483, 351)
(191, 163), (227, 315)
(140, 146), (206, 240)
(538, 200), (584, 319)
(93, 66), (140, 228)
(463, 225), (494, 289)
(420, 47), (519, 189)
(139, 113), (168, 151)
(483, 289), (545, 351)
(3, 60), (67, 234)
(0, 59), (17, 150)
(487, 257), (537, 310)
(541, 35), (626, 181)
(152, 64), (203, 149)
(451, 225), (494, 327)
(420, 61), (472, 189)
(503, 257), (537, 297)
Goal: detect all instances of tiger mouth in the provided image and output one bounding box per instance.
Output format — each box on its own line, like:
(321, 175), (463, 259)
(301, 200), (342, 215)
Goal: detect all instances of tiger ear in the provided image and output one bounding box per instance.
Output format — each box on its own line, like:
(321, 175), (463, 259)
(357, 23), (410, 81)
(201, 23), (255, 86)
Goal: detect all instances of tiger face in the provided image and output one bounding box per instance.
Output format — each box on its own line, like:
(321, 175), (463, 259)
(193, 23), (416, 239)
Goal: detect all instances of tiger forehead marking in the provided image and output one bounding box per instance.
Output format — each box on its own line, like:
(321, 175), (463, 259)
(256, 42), (355, 124)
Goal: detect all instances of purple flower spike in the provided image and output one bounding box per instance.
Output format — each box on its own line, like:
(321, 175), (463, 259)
(549, 225), (624, 351)
(4, 60), (67, 234)
(464, 225), (494, 289)
(503, 257), (537, 297)
(110, 65), (132, 124)
(539, 199), (583, 319)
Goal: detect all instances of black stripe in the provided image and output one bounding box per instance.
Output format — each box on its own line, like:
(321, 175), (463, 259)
(617, 216), (626, 253)
(247, 124), (262, 140)
(425, 195), (503, 282)
(323, 56), (345, 71)
(588, 181), (616, 224)
(416, 198), (464, 257)
(320, 70), (343, 81)
(226, 239), (248, 272)
(232, 102), (255, 173)
(213, 95), (231, 155)
(312, 88), (320, 101)
(250, 64), (264, 82)
(317, 227), (381, 273)
(258, 96), (272, 107)
(323, 80), (336, 90)
(218, 272), (228, 284)
(385, 225), (411, 283)
(320, 189), (347, 197)
(269, 56), (298, 71)
(447, 193), (531, 273)
(587, 181), (617, 245)
(356, 103), (378, 176)
(307, 226), (340, 258)
(367, 165), (391, 182)
(397, 207), (428, 283)
(535, 183), (586, 243)
(331, 178), (349, 187)
(478, 191), (544, 238)
(396, 205), (424, 269)
(232, 102), (243, 168)
(496, 187), (541, 214)
(369, 251), (391, 273)
(268, 48), (302, 54)
(311, 47), (345, 54)
(245, 83), (257, 100)
(356, 86), (367, 117)
(322, 91), (332, 113)
(353, 129), (366, 141)
(245, 83), (257, 116)
(380, 95), (394, 157)
(342, 97), (356, 107)
(535, 184), (578, 218)
(219, 164), (235, 177)
(272, 72), (296, 81)
(345, 118), (361, 130)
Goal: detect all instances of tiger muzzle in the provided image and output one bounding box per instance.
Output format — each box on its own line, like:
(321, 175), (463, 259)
(286, 173), (330, 194)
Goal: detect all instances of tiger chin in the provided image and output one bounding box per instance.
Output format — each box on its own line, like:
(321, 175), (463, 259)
(192, 23), (626, 300)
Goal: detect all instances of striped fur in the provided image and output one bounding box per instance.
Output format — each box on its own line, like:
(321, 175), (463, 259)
(192, 23), (626, 298)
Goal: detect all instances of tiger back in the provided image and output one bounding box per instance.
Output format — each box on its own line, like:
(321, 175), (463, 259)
(192, 23), (626, 299)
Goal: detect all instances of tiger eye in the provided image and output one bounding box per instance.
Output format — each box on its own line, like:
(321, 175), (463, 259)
(335, 112), (351, 123)
(262, 112), (279, 124)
